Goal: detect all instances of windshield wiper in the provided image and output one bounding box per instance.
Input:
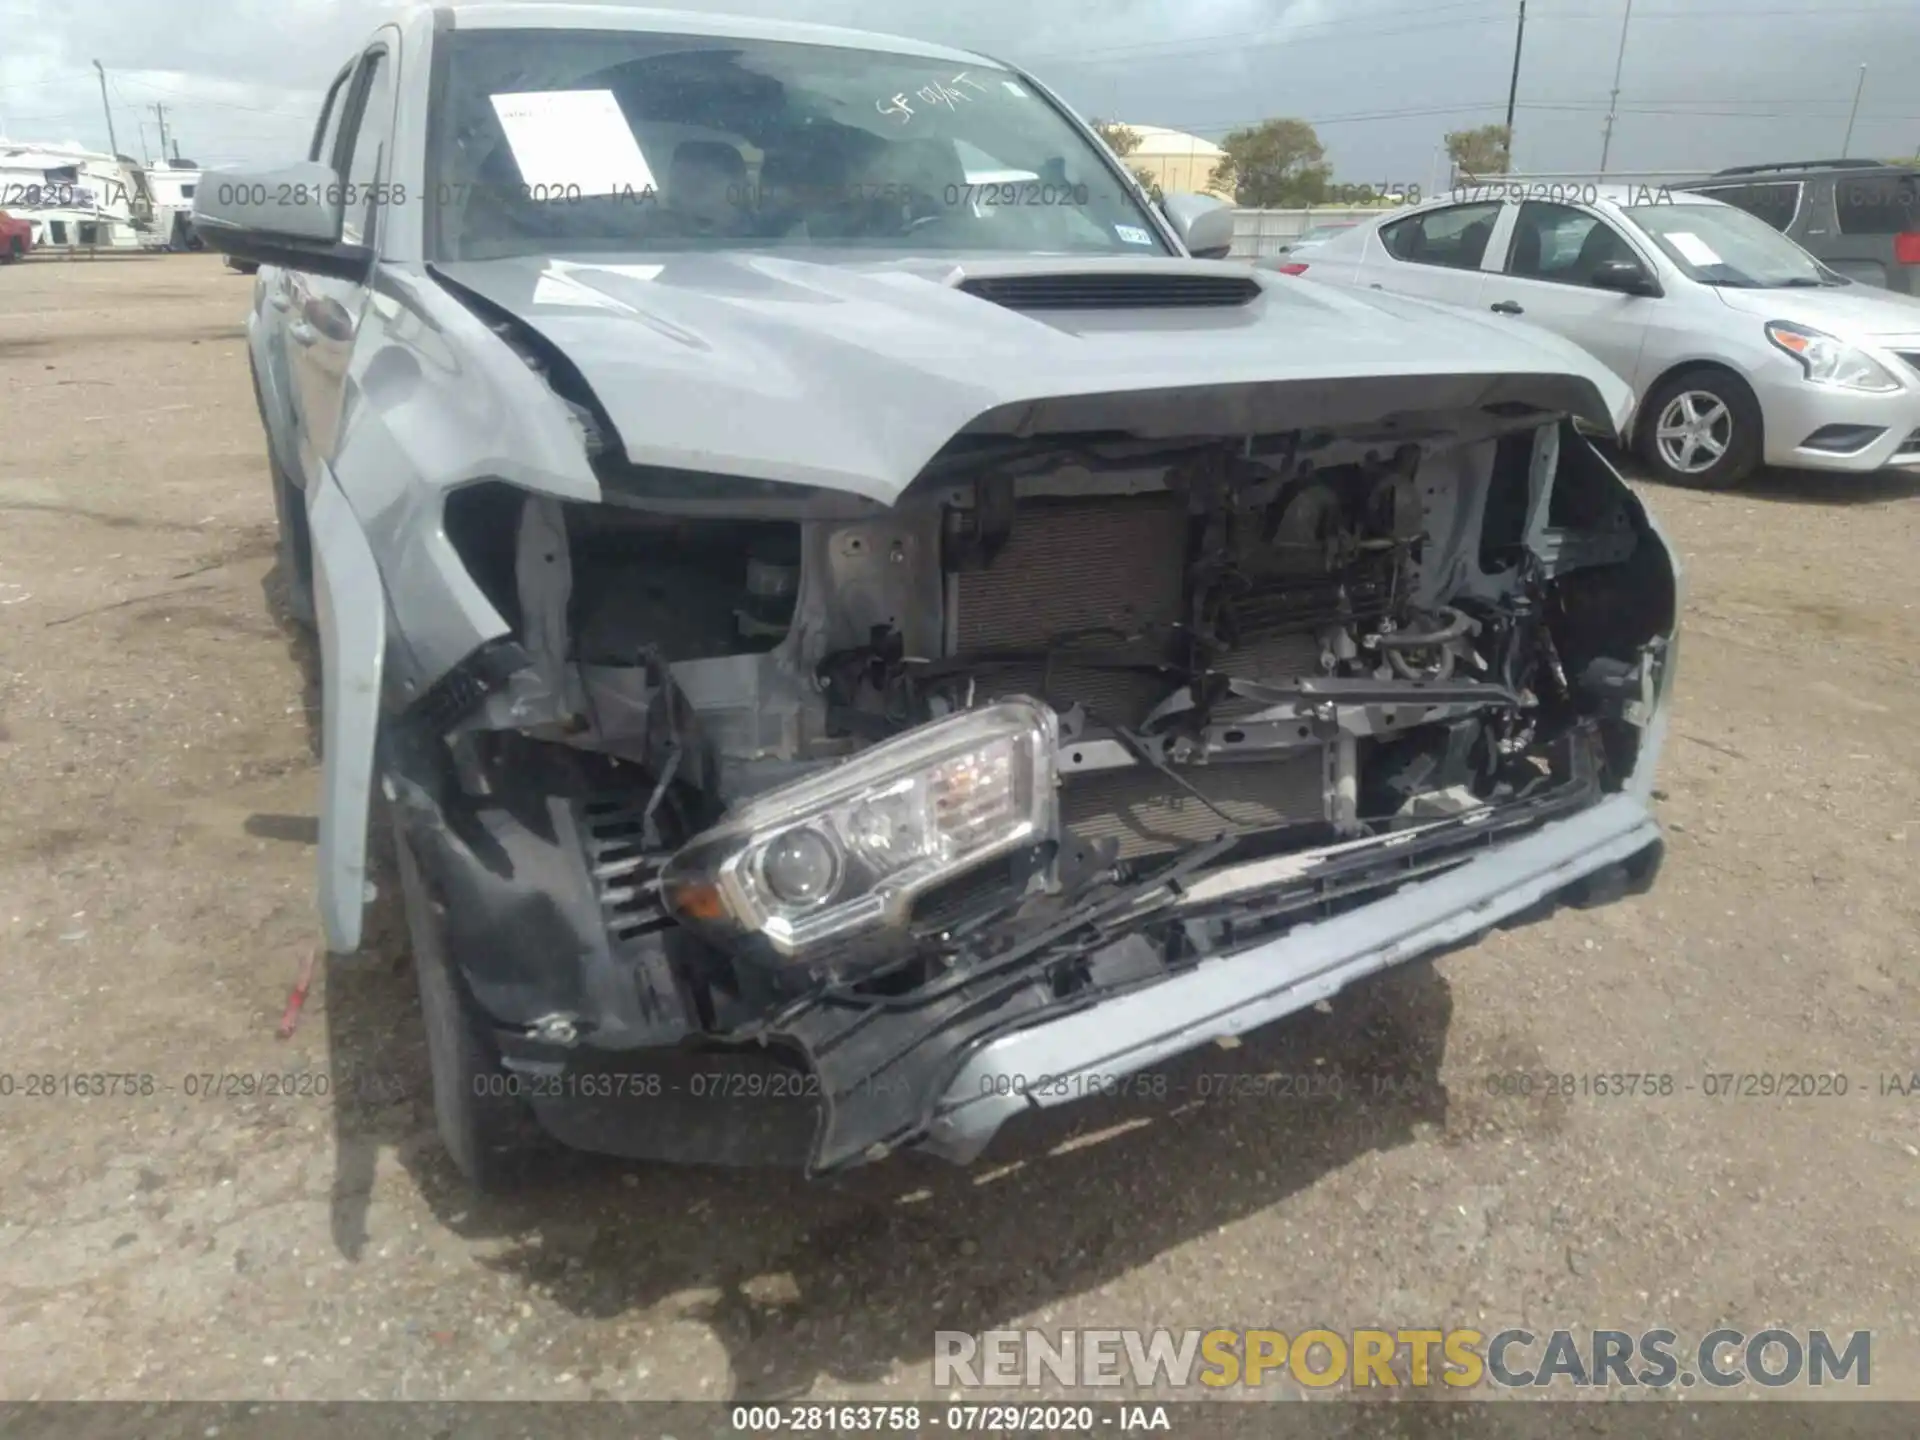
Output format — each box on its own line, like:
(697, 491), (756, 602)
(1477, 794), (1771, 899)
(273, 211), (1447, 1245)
(1772, 277), (1827, 288)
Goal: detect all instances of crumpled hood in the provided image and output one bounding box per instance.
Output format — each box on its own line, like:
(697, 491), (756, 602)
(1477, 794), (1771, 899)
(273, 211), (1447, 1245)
(1712, 280), (1920, 341)
(434, 251), (1634, 505)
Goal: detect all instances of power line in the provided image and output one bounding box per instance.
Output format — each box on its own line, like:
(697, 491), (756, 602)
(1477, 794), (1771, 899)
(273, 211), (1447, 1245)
(1166, 101), (1511, 138)
(0, 75), (87, 92)
(1020, 6), (1514, 68)
(1526, 100), (1920, 119)
(5, 83), (312, 125)
(113, 75), (313, 118)
(1547, 3), (1919, 16)
(1153, 86), (1920, 136)
(1021, 1), (1915, 71)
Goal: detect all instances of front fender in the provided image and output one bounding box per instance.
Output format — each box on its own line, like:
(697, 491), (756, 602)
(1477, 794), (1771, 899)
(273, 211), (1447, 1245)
(247, 269), (300, 482)
(310, 466), (385, 954)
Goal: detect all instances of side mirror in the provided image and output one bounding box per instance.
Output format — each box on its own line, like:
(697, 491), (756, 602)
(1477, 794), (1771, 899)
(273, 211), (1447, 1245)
(191, 161), (370, 281)
(1159, 191), (1236, 260)
(1590, 258), (1659, 297)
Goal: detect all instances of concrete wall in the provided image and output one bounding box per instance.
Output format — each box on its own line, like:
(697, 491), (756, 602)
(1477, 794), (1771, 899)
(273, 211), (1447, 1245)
(1230, 207), (1399, 259)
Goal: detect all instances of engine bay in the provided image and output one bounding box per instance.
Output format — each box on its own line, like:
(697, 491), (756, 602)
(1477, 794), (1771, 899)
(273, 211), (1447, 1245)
(431, 412), (1670, 976)
(391, 406), (1676, 1168)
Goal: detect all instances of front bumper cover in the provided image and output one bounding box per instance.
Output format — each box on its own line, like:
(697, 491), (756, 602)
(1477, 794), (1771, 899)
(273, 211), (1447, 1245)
(768, 765), (1659, 1172)
(1757, 369), (1920, 471)
(919, 791), (1660, 1164)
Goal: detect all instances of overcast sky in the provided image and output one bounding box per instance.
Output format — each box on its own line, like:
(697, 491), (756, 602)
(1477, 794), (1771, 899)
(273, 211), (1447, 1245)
(3, 0), (1918, 184)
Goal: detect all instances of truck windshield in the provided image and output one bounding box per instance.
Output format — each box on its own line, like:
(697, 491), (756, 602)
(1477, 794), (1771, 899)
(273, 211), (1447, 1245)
(427, 28), (1168, 261)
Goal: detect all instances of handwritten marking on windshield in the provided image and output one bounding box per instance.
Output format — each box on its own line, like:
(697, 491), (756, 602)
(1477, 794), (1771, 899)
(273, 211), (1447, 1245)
(876, 73), (994, 124)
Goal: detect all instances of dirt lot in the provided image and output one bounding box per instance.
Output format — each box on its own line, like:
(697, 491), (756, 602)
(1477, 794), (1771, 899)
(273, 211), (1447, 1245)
(2, 253), (1918, 1404)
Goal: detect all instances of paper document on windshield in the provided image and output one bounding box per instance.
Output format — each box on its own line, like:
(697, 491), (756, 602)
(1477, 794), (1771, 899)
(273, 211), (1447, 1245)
(1666, 231), (1723, 266)
(490, 90), (656, 197)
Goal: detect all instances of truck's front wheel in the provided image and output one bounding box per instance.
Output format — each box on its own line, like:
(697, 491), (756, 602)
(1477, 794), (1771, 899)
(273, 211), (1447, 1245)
(395, 823), (547, 1189)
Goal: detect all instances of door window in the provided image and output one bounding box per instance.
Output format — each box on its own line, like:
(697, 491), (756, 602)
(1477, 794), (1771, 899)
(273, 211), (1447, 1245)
(1504, 201), (1639, 287)
(335, 51), (395, 247)
(1836, 174), (1920, 235)
(309, 64), (355, 166)
(1378, 202), (1502, 270)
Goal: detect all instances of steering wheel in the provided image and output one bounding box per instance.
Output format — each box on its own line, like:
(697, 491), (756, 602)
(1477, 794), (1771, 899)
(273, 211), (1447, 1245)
(899, 212), (947, 236)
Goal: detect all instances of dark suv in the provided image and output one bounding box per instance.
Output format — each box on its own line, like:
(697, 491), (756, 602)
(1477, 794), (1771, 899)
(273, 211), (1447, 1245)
(1679, 160), (1920, 294)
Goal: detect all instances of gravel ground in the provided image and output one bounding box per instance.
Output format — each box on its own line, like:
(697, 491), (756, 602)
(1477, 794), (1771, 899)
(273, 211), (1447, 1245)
(2, 254), (1918, 1405)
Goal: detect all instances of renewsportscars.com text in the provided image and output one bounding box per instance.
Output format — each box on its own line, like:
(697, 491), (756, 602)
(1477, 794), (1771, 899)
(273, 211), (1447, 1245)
(934, 1327), (1871, 1390)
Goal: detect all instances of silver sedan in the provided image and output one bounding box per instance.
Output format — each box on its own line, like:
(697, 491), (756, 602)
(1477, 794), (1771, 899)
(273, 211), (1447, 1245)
(1298, 185), (1920, 488)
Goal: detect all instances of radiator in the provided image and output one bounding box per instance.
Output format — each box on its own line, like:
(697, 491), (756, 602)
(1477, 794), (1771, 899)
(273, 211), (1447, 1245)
(953, 493), (1187, 727)
(953, 494), (1331, 859)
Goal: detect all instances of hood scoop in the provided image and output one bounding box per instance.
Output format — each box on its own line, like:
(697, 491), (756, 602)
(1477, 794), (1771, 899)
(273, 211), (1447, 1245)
(955, 270), (1261, 312)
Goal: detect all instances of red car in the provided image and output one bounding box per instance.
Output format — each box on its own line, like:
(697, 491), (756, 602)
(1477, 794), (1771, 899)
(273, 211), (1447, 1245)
(0, 209), (33, 262)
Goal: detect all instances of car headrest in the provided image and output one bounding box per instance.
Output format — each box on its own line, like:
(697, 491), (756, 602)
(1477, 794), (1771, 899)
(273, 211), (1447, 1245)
(1574, 222), (1627, 271)
(671, 140), (746, 182)
(1511, 222), (1543, 274)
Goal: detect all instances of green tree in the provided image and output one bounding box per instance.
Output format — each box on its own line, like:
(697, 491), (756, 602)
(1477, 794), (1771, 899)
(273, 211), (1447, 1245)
(1090, 119), (1163, 200)
(1091, 120), (1142, 159)
(1445, 124), (1513, 178)
(1208, 118), (1331, 207)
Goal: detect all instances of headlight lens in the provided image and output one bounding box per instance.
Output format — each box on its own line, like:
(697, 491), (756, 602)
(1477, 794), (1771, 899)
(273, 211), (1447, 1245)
(760, 826), (841, 906)
(662, 698), (1059, 959)
(1765, 321), (1900, 392)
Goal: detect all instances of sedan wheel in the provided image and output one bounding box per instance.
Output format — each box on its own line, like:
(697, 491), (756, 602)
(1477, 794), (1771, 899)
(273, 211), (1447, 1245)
(1655, 390), (1731, 475)
(1636, 369), (1763, 490)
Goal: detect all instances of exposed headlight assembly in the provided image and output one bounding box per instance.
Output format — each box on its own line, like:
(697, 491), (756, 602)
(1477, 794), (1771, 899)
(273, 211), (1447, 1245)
(662, 698), (1059, 959)
(1765, 321), (1900, 392)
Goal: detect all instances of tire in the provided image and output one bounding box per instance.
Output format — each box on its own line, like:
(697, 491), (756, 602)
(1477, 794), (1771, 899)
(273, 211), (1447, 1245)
(395, 825), (547, 1190)
(249, 359), (317, 630)
(267, 450), (317, 628)
(1635, 367), (1763, 490)
(2, 237), (21, 264)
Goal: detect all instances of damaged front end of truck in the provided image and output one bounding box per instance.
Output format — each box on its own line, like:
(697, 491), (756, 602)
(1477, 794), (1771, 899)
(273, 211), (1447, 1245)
(312, 264), (1676, 1179)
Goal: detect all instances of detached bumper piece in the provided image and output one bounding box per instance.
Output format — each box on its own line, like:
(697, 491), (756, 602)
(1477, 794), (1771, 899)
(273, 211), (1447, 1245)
(774, 732), (1637, 1173)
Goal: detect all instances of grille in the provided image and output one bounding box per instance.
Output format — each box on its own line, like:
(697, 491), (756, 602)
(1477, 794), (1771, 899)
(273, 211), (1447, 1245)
(1896, 352), (1920, 378)
(955, 493), (1188, 727)
(957, 272), (1260, 311)
(1898, 429), (1920, 458)
(1059, 753), (1327, 861)
(578, 797), (673, 943)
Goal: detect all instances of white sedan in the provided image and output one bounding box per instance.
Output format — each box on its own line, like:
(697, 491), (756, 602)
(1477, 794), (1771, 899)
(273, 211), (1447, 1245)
(1293, 185), (1920, 488)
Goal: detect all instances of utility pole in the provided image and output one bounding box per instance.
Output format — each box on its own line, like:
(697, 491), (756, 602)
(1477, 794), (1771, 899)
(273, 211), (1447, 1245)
(92, 60), (120, 157)
(1503, 0), (1527, 168)
(152, 103), (171, 164)
(1841, 65), (1867, 157)
(1597, 0), (1635, 174)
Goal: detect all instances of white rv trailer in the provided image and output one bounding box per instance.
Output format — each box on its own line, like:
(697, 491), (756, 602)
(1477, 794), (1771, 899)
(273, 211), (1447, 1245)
(0, 144), (159, 252)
